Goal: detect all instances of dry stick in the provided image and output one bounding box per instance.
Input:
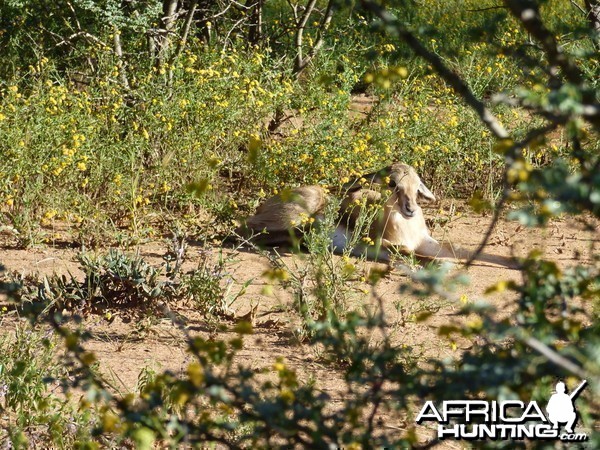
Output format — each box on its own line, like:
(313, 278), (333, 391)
(287, 0), (299, 23)
(113, 30), (130, 89)
(65, 0), (95, 71)
(66, 0), (82, 30)
(51, 30), (110, 51)
(466, 5), (509, 13)
(156, 0), (179, 68)
(523, 336), (589, 379)
(584, 0), (600, 49)
(247, 0), (264, 44)
(46, 27), (118, 75)
(221, 16), (247, 53)
(203, 1), (235, 24)
(174, 1), (199, 60)
(571, 0), (589, 17)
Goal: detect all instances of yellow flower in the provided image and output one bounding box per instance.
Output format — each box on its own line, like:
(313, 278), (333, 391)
(44, 209), (58, 220)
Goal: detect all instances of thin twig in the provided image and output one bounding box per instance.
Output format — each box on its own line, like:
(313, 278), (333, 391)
(221, 16), (247, 53)
(113, 30), (130, 89)
(293, 0), (318, 74)
(570, 0), (588, 16)
(522, 336), (588, 379)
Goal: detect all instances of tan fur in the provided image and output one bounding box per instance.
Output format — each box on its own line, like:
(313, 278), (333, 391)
(245, 186), (327, 231)
(240, 163), (516, 268)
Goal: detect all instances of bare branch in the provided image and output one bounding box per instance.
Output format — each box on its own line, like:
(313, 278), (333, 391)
(570, 0), (588, 16)
(156, 0), (180, 66)
(221, 16), (247, 53)
(229, 0), (260, 10)
(287, 0), (300, 24)
(584, 0), (600, 48)
(466, 5), (508, 13)
(293, 0), (318, 74)
(247, 0), (264, 45)
(523, 336), (588, 379)
(294, 0), (335, 74)
(44, 26), (111, 55)
(65, 0), (82, 31)
(172, 0), (199, 62)
(167, 1), (199, 85)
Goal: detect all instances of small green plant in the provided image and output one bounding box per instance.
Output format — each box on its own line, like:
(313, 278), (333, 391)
(13, 249), (181, 317)
(0, 326), (97, 449)
(267, 197), (365, 340)
(183, 247), (252, 322)
(79, 250), (169, 308)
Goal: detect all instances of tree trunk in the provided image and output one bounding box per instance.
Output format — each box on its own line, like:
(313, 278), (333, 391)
(169, 0), (199, 84)
(247, 0), (263, 46)
(157, 0), (180, 67)
(113, 29), (130, 89)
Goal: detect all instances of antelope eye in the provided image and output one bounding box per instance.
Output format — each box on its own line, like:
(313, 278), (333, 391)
(388, 179), (397, 188)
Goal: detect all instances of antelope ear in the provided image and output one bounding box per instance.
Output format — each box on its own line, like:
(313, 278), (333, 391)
(418, 181), (436, 202)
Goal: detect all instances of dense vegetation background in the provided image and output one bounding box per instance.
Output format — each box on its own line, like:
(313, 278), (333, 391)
(0, 0), (599, 448)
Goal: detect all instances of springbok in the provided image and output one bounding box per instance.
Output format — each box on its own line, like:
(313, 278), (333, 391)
(239, 163), (516, 268)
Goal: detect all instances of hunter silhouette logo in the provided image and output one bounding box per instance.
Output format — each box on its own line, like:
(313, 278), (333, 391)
(546, 379), (586, 434)
(416, 379), (589, 442)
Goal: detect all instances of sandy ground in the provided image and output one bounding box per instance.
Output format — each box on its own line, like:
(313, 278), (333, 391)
(0, 204), (598, 447)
